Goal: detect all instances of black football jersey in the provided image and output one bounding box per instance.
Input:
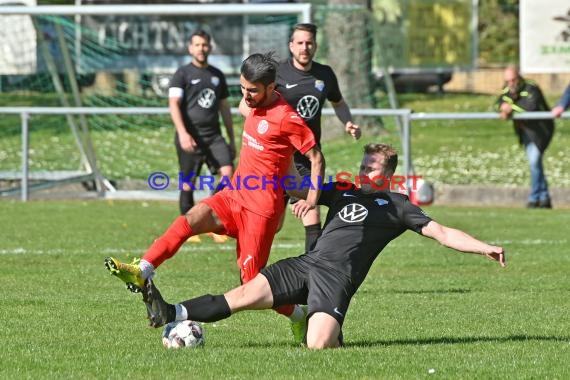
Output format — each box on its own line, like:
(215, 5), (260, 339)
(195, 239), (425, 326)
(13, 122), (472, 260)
(276, 59), (342, 144)
(311, 183), (432, 288)
(169, 63), (229, 139)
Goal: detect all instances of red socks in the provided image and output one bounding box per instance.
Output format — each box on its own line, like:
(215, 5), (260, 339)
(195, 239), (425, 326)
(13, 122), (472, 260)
(142, 215), (297, 319)
(142, 216), (193, 268)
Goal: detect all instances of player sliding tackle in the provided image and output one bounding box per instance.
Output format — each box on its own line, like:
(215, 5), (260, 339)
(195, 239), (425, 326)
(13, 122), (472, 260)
(140, 143), (506, 349)
(104, 52), (324, 345)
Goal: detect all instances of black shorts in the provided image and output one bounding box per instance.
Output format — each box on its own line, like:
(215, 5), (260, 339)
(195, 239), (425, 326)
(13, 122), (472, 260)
(261, 255), (355, 325)
(176, 134), (233, 177)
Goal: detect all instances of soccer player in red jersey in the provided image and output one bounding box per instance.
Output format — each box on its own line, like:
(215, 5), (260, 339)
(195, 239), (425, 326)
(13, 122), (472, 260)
(105, 52), (324, 343)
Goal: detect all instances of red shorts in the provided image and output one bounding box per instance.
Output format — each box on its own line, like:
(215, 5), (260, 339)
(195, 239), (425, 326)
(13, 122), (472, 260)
(202, 191), (282, 283)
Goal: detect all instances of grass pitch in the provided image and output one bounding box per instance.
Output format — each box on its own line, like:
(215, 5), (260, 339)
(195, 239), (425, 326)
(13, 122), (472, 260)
(0, 200), (568, 379)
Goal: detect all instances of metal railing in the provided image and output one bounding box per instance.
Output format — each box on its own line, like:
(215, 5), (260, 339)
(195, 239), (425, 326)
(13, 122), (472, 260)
(0, 106), (567, 201)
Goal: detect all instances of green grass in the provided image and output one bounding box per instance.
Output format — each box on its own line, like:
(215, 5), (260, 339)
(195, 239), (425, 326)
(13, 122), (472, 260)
(0, 200), (569, 379)
(2, 92), (569, 187)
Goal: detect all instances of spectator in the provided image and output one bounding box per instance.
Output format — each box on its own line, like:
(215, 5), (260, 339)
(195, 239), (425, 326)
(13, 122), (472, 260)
(551, 84), (570, 118)
(495, 65), (555, 208)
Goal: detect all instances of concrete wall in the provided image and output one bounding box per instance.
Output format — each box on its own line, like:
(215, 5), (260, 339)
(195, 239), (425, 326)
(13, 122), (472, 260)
(444, 68), (570, 96)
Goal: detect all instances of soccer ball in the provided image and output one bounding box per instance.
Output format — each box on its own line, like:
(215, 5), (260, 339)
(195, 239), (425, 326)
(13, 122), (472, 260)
(162, 320), (205, 349)
(409, 178), (434, 206)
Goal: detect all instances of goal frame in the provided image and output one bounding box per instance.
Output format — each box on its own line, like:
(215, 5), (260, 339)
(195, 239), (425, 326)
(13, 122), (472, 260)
(0, 3), (312, 201)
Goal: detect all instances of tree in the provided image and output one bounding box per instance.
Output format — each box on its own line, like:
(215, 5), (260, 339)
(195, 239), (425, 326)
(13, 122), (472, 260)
(322, 0), (379, 128)
(478, 0), (519, 65)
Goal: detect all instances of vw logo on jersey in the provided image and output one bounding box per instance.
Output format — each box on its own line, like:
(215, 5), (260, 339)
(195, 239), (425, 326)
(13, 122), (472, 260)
(315, 80), (325, 92)
(257, 119), (269, 134)
(211, 76), (220, 86)
(296, 95), (320, 120)
(338, 203), (368, 223)
(197, 88), (216, 109)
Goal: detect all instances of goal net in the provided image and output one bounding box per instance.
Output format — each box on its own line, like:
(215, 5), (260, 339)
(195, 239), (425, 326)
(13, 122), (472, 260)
(0, 2), (309, 198)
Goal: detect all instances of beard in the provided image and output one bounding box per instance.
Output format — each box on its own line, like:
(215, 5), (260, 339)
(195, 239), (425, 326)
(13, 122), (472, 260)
(293, 52), (313, 67)
(245, 92), (269, 108)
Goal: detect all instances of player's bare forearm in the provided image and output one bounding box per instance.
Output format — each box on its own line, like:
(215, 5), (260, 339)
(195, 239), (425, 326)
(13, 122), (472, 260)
(331, 99), (351, 125)
(220, 100), (234, 131)
(169, 98), (186, 135)
(285, 160), (308, 200)
(305, 147), (325, 206)
(422, 221), (506, 267)
(289, 148), (324, 218)
(219, 99), (236, 152)
(331, 100), (360, 139)
(169, 97), (196, 151)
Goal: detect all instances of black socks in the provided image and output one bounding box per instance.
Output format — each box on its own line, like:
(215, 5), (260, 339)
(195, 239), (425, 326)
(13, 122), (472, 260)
(304, 223), (322, 252)
(179, 191), (194, 215)
(181, 294), (231, 323)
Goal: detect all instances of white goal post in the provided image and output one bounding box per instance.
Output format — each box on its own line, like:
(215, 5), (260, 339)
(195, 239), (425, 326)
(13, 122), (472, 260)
(0, 3), (311, 201)
(0, 3), (312, 19)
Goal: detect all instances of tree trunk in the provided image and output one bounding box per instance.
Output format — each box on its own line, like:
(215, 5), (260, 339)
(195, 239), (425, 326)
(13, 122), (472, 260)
(324, 0), (379, 129)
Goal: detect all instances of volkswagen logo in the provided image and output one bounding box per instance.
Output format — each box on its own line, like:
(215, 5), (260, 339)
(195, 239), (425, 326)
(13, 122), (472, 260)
(296, 95), (320, 120)
(338, 203), (368, 223)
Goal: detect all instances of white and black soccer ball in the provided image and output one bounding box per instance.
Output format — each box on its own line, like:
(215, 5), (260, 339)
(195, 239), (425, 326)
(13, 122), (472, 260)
(409, 178), (435, 206)
(162, 320), (205, 349)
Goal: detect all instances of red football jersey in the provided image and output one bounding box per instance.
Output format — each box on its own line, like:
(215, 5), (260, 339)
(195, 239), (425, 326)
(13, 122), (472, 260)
(227, 95), (316, 217)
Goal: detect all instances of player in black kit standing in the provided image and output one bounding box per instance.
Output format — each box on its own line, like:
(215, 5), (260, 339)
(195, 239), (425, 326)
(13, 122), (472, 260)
(169, 30), (236, 242)
(276, 23), (361, 252)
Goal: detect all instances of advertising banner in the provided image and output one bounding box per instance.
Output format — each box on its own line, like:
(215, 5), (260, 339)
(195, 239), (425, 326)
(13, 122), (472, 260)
(520, 0), (570, 73)
(0, 0), (37, 74)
